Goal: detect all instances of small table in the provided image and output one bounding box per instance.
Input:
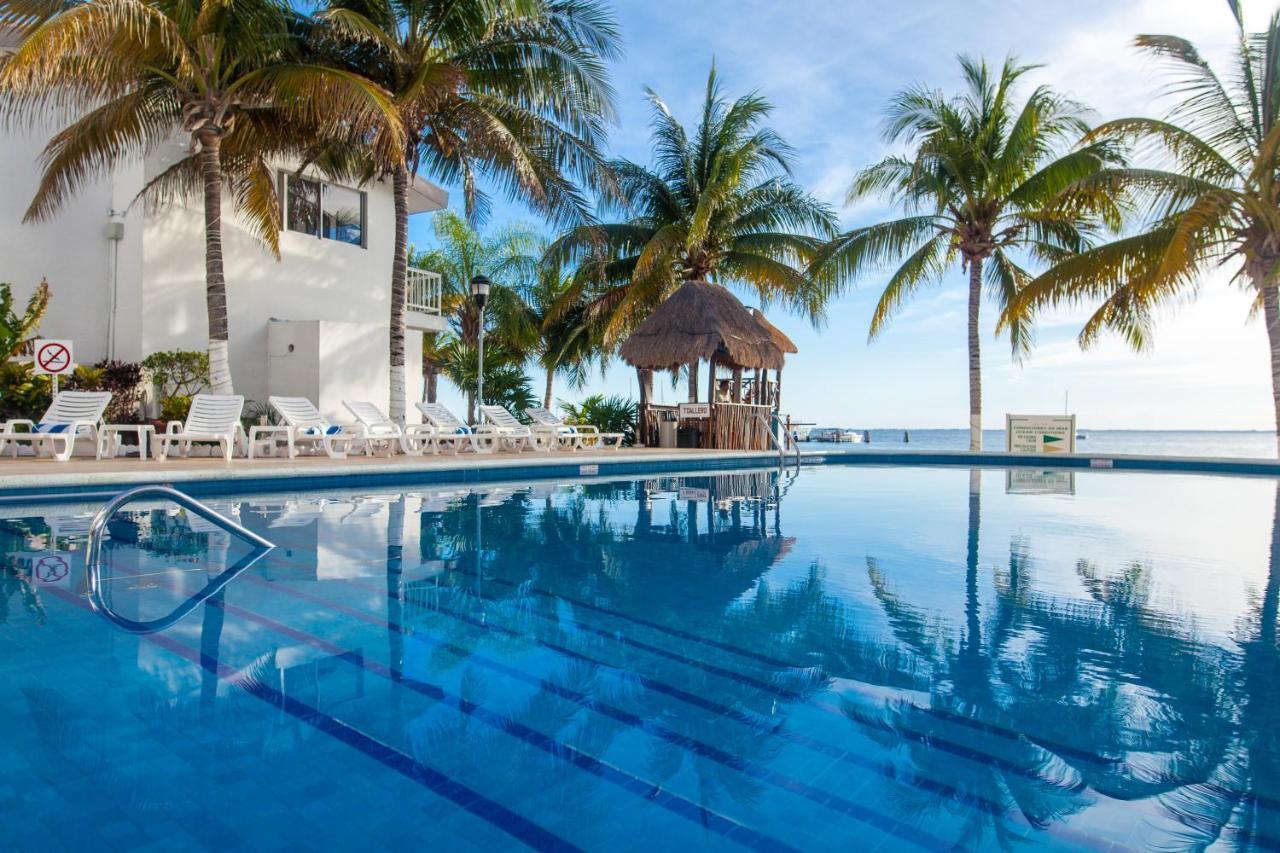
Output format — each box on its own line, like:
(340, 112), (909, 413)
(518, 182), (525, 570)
(98, 424), (156, 461)
(248, 425), (292, 459)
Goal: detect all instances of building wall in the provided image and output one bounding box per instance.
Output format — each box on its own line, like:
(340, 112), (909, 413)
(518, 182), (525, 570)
(0, 118), (145, 362)
(1, 117), (440, 420)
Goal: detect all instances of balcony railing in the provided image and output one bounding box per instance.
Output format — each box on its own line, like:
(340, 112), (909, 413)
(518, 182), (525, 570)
(407, 267), (442, 315)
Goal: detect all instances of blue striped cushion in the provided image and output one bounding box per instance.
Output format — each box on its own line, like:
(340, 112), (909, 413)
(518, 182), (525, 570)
(35, 422), (68, 434)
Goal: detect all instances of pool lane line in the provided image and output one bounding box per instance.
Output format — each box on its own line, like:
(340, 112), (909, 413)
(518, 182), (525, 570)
(38, 586), (582, 853)
(290, 568), (1274, 852)
(69, 564), (808, 853)
(201, 596), (806, 853)
(239, 573), (1116, 852)
(439, 564), (1225, 790)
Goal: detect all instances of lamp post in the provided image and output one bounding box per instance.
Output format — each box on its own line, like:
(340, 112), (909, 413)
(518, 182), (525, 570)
(470, 275), (491, 422)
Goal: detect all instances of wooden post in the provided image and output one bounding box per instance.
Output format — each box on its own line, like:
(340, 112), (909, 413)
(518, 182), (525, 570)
(775, 367), (783, 410)
(707, 355), (717, 449)
(731, 367), (742, 403)
(688, 360), (699, 402)
(636, 366), (650, 447)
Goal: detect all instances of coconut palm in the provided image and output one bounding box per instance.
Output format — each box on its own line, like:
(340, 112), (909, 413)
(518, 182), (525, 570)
(815, 57), (1121, 451)
(410, 211), (542, 419)
(312, 0), (619, 424)
(0, 0), (404, 394)
(547, 63), (837, 402)
(525, 261), (598, 408)
(1006, 9), (1280, 456)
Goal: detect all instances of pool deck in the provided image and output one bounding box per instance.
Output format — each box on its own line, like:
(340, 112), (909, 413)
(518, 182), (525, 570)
(1, 445), (1279, 502)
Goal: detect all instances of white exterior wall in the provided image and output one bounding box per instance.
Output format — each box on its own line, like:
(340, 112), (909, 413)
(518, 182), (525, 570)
(0, 117), (146, 362)
(0, 123), (442, 420)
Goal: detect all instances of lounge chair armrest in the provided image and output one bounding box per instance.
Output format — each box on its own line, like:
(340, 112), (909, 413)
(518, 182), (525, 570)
(572, 424), (600, 435)
(471, 425), (501, 436)
(3, 419), (35, 433)
(164, 420), (184, 435)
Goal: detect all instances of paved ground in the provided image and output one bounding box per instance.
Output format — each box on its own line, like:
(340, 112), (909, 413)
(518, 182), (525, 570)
(0, 445), (784, 494)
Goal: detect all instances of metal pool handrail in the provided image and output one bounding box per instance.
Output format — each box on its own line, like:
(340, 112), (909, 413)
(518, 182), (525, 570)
(754, 412), (801, 472)
(85, 485), (274, 634)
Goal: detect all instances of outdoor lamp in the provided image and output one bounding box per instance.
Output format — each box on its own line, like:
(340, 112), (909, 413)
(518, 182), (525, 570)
(471, 275), (492, 420)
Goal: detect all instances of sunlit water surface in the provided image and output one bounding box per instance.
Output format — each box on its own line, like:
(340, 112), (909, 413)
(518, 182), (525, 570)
(2, 464), (1279, 850)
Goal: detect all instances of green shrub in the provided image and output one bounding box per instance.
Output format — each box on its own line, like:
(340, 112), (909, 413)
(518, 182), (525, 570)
(0, 280), (49, 362)
(559, 394), (637, 446)
(67, 359), (145, 423)
(0, 362), (51, 422)
(159, 395), (192, 423)
(142, 350), (209, 398)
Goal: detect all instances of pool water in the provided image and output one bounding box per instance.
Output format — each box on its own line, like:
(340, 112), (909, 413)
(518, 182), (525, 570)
(2, 464), (1279, 851)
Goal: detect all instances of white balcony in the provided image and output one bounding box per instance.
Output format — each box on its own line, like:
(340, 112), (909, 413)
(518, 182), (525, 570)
(406, 267), (447, 332)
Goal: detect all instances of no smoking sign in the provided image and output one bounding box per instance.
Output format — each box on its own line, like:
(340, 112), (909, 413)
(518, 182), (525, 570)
(33, 339), (74, 376)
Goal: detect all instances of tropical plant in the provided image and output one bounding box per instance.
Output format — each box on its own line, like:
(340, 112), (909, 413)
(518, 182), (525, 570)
(439, 337), (536, 420)
(142, 350), (210, 398)
(0, 0), (405, 395)
(0, 279), (49, 361)
(411, 212), (544, 416)
(559, 393), (635, 445)
(310, 0), (620, 424)
(1005, 6), (1280, 455)
(0, 361), (50, 421)
(815, 56), (1121, 450)
(525, 259), (598, 408)
(67, 359), (145, 423)
(548, 64), (837, 405)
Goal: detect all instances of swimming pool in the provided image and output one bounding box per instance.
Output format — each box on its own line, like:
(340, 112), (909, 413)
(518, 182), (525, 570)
(1, 463), (1277, 850)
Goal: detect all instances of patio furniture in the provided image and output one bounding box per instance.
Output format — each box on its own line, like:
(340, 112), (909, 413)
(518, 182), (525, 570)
(267, 396), (364, 459)
(0, 391), (112, 461)
(156, 394), (246, 462)
(342, 400), (436, 456)
(247, 424), (292, 459)
(98, 423), (157, 460)
(525, 406), (625, 450)
(415, 402), (499, 454)
(477, 405), (544, 452)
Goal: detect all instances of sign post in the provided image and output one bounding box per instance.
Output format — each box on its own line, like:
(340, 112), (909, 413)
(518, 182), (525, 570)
(1005, 414), (1077, 454)
(32, 339), (75, 396)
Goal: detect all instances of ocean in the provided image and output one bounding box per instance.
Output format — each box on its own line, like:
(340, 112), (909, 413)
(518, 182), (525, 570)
(796, 429), (1278, 459)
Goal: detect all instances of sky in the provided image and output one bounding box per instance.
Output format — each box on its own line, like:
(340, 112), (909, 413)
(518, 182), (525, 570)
(411, 0), (1275, 431)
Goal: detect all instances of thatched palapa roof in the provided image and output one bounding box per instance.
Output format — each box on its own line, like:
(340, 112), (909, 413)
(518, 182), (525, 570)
(619, 280), (785, 371)
(749, 308), (798, 355)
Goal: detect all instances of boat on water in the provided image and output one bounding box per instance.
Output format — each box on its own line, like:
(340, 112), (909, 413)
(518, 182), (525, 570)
(809, 428), (863, 443)
(790, 425), (812, 441)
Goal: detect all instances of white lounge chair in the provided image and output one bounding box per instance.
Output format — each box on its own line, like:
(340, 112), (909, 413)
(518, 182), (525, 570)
(478, 405), (545, 452)
(267, 396), (364, 459)
(342, 400), (435, 456)
(415, 402), (499, 454)
(156, 394), (246, 462)
(525, 406), (625, 450)
(0, 391), (111, 461)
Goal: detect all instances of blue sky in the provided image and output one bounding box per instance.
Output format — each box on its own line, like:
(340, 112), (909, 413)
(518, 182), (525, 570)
(412, 0), (1273, 430)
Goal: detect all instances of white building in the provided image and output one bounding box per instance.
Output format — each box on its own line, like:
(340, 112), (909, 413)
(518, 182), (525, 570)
(0, 106), (448, 423)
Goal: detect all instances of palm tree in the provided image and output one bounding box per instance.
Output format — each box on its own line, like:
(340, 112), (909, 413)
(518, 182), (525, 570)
(1006, 9), (1280, 456)
(548, 63), (837, 402)
(0, 0), (404, 394)
(312, 0), (619, 423)
(815, 57), (1121, 451)
(410, 210), (541, 419)
(525, 261), (597, 408)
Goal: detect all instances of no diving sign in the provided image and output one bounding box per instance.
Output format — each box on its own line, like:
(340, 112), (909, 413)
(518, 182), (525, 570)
(33, 554), (69, 585)
(33, 340), (74, 376)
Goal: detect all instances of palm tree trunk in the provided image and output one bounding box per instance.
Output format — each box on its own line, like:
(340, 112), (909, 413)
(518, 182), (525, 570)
(636, 367), (652, 446)
(544, 369), (554, 409)
(688, 361), (699, 402)
(389, 165), (410, 426)
(1264, 278), (1280, 458)
(426, 367), (438, 404)
(967, 258), (984, 452)
(199, 133), (233, 394)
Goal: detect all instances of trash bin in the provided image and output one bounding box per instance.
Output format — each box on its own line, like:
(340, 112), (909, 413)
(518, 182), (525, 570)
(677, 426), (701, 448)
(658, 420), (678, 448)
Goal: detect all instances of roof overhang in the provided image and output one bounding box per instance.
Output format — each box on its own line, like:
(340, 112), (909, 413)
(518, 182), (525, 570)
(407, 174), (448, 214)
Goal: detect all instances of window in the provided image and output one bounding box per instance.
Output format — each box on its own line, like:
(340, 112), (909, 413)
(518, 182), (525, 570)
(281, 173), (366, 248)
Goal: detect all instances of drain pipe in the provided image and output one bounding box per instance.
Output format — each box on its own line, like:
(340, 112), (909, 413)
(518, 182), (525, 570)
(104, 213), (125, 360)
